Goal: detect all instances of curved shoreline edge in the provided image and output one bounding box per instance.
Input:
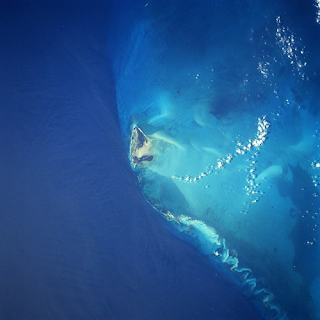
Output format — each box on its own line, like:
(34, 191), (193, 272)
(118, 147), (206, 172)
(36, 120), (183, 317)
(130, 127), (287, 320)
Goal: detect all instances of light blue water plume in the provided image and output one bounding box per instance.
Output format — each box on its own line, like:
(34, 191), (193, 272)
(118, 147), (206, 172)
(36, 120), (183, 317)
(109, 0), (320, 319)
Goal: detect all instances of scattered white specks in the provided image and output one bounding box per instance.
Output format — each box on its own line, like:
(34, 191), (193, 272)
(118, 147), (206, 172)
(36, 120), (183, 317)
(312, 161), (320, 168)
(315, 0), (320, 24)
(172, 116), (271, 185)
(275, 16), (307, 80)
(258, 61), (270, 79)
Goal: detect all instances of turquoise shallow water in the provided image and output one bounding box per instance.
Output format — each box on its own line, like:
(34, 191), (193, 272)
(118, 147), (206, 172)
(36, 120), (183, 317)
(110, 0), (320, 319)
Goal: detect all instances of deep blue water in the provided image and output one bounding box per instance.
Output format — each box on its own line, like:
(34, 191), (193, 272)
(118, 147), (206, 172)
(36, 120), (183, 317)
(0, 1), (264, 320)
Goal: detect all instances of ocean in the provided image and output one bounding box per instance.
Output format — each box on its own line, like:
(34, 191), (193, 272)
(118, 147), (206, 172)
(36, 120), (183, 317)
(0, 1), (264, 320)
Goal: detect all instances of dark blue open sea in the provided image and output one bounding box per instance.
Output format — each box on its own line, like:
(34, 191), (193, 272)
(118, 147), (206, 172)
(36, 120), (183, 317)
(0, 1), (319, 319)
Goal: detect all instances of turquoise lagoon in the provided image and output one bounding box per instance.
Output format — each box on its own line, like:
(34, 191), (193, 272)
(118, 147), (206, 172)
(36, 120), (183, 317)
(110, 1), (320, 319)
